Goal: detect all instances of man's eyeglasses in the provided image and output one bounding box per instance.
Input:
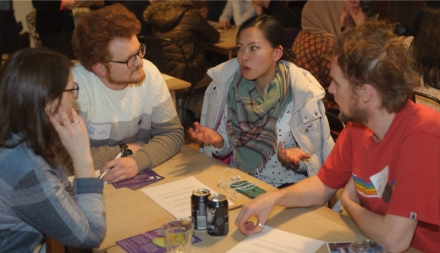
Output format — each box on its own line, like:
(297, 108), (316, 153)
(64, 82), (79, 99)
(109, 43), (146, 69)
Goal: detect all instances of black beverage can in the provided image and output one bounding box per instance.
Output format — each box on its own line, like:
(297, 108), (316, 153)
(206, 194), (228, 236)
(191, 189), (210, 230)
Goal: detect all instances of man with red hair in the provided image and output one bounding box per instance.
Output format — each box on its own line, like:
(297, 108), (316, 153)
(72, 4), (184, 183)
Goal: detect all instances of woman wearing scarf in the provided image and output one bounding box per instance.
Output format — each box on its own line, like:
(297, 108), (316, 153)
(292, 0), (366, 111)
(189, 15), (334, 188)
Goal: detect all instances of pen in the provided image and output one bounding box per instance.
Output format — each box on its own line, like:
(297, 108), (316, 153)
(99, 169), (110, 180)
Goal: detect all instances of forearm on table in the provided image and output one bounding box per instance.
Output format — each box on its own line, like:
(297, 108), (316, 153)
(13, 176), (105, 248)
(71, 178), (106, 247)
(344, 201), (416, 252)
(275, 176), (336, 208)
(132, 116), (184, 171)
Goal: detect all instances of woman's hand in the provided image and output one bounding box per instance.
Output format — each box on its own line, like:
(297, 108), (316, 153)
(277, 142), (312, 165)
(48, 108), (94, 178)
(187, 122), (224, 149)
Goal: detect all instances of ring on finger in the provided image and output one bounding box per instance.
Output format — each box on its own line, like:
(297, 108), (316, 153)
(72, 120), (80, 123)
(257, 222), (265, 228)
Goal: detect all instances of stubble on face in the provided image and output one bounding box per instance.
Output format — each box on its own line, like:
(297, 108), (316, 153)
(339, 89), (369, 125)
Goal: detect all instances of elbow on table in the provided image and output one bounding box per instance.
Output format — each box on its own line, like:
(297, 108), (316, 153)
(380, 234), (412, 253)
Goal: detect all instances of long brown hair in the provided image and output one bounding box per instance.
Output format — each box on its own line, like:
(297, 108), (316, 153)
(412, 1), (440, 90)
(0, 48), (73, 161)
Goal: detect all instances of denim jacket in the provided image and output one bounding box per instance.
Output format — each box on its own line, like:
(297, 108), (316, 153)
(199, 58), (334, 176)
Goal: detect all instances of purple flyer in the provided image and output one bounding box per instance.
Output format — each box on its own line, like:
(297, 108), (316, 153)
(112, 170), (165, 190)
(116, 226), (202, 253)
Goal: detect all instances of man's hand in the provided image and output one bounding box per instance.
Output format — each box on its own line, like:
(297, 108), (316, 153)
(277, 142), (312, 165)
(216, 20), (230, 30)
(100, 157), (139, 183)
(187, 122), (224, 149)
(341, 177), (361, 207)
(235, 191), (278, 236)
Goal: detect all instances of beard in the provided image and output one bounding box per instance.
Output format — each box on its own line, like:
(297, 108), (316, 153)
(339, 94), (369, 125)
(106, 65), (146, 86)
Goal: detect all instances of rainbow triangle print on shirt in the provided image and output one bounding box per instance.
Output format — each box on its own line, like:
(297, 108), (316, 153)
(353, 175), (379, 198)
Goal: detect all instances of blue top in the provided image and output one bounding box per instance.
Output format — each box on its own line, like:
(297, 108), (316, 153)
(0, 135), (106, 252)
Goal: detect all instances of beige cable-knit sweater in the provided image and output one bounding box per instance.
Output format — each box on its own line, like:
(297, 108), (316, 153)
(72, 59), (184, 172)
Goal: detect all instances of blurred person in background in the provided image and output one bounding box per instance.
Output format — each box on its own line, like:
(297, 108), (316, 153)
(292, 0), (366, 111)
(406, 1), (440, 112)
(217, 0), (256, 29)
(143, 1), (220, 84)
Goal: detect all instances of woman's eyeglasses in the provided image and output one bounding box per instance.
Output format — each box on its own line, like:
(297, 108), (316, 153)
(64, 82), (79, 99)
(109, 43), (146, 69)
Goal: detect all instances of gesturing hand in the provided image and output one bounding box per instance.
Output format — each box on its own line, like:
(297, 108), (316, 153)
(100, 157), (139, 183)
(187, 122), (224, 149)
(277, 142), (312, 165)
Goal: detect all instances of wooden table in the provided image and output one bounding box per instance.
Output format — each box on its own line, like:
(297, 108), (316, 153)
(205, 21), (239, 60)
(96, 145), (275, 252)
(97, 146), (420, 253)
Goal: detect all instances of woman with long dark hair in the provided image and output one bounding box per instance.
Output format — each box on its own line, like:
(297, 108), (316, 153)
(0, 48), (105, 252)
(410, 1), (440, 112)
(189, 15), (334, 189)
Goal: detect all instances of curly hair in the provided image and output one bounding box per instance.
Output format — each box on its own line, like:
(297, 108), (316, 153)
(334, 20), (420, 113)
(72, 4), (141, 72)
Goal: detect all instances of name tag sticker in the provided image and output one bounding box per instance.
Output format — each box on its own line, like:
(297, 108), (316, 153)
(370, 166), (389, 198)
(87, 122), (111, 140)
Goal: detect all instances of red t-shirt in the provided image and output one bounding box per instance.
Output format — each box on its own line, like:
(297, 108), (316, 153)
(317, 101), (440, 252)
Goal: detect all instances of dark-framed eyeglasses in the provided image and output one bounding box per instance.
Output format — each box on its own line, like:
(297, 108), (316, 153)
(64, 82), (79, 99)
(109, 43), (146, 69)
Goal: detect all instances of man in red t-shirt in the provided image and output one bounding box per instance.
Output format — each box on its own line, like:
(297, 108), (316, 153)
(235, 21), (440, 252)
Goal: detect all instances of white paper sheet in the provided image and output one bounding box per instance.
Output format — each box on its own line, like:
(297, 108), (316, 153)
(161, 73), (174, 81)
(227, 226), (325, 253)
(141, 176), (233, 219)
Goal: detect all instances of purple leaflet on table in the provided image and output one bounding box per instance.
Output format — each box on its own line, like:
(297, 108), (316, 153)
(116, 225), (201, 253)
(112, 170), (165, 190)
